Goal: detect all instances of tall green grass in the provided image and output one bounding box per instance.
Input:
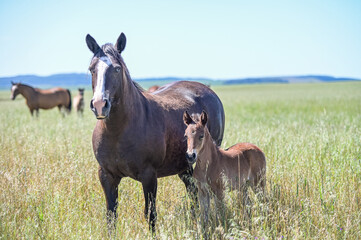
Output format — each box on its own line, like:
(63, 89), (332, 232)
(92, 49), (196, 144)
(0, 82), (360, 239)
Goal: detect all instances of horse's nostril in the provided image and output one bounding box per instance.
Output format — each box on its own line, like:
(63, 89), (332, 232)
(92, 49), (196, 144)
(192, 153), (196, 159)
(90, 100), (94, 109)
(104, 99), (109, 108)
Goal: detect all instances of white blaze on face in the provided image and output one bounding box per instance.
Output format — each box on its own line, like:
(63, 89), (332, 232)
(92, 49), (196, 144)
(93, 56), (112, 102)
(11, 85), (17, 93)
(11, 85), (17, 98)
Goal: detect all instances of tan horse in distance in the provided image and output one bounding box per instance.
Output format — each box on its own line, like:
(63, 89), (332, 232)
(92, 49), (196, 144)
(10, 82), (72, 117)
(147, 85), (160, 93)
(73, 88), (85, 115)
(183, 110), (266, 224)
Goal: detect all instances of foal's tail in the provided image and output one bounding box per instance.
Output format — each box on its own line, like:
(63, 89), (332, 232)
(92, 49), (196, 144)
(66, 89), (72, 112)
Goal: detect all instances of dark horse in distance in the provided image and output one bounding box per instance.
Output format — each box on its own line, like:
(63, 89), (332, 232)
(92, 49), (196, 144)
(86, 33), (225, 232)
(10, 82), (71, 116)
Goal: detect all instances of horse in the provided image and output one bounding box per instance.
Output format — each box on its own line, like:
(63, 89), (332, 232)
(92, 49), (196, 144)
(147, 85), (160, 93)
(10, 82), (72, 116)
(85, 33), (225, 232)
(183, 110), (266, 225)
(73, 88), (85, 115)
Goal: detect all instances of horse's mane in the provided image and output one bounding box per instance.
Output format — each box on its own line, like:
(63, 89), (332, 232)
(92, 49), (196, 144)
(15, 83), (33, 89)
(101, 44), (144, 93)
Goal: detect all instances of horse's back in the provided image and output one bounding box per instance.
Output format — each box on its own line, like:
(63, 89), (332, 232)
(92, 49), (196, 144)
(150, 81), (225, 146)
(226, 143), (264, 160)
(225, 142), (266, 175)
(35, 87), (70, 109)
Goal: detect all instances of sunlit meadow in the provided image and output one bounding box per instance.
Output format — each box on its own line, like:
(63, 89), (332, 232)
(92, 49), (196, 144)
(1, 82), (360, 239)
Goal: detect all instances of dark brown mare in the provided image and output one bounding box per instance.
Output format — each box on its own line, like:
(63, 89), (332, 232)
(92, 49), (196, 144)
(10, 82), (72, 116)
(73, 88), (85, 115)
(183, 111), (266, 225)
(86, 33), (225, 232)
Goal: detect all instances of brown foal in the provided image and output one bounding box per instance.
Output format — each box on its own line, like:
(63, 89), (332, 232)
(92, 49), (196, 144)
(183, 111), (266, 223)
(73, 88), (85, 115)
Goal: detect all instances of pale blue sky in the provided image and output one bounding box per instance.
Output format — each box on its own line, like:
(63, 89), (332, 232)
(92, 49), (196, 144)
(0, 0), (360, 79)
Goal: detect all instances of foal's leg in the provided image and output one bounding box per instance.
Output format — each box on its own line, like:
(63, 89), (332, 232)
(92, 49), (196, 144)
(178, 166), (198, 213)
(198, 184), (211, 235)
(140, 169), (158, 233)
(98, 167), (121, 229)
(240, 181), (252, 229)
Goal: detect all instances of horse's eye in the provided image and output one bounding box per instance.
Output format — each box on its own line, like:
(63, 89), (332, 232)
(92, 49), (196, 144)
(115, 67), (121, 73)
(199, 135), (204, 140)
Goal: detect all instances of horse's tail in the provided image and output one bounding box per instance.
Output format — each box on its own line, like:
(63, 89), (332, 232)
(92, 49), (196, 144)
(66, 89), (72, 112)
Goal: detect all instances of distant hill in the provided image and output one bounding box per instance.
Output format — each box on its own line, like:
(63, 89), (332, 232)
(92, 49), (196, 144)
(0, 73), (359, 90)
(223, 75), (360, 84)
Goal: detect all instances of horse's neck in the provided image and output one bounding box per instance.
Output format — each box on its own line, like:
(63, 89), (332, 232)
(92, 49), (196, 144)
(19, 85), (35, 100)
(103, 68), (147, 132)
(197, 127), (220, 172)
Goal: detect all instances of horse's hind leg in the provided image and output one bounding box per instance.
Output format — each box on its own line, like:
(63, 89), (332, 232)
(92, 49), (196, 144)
(251, 168), (266, 201)
(98, 167), (121, 232)
(178, 166), (198, 214)
(240, 181), (252, 228)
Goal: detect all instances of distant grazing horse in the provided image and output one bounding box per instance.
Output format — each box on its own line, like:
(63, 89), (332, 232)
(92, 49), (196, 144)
(183, 111), (266, 224)
(86, 33), (225, 232)
(147, 85), (160, 93)
(73, 88), (85, 115)
(10, 82), (72, 116)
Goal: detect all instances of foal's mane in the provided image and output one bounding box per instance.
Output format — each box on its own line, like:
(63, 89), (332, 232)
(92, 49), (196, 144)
(101, 44), (144, 93)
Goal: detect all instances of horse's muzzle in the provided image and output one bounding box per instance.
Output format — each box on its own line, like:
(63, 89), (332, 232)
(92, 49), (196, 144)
(90, 98), (111, 119)
(185, 152), (197, 164)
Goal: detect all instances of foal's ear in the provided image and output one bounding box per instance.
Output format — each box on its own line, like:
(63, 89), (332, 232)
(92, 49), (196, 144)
(115, 33), (126, 53)
(183, 111), (193, 126)
(200, 110), (208, 126)
(86, 34), (100, 54)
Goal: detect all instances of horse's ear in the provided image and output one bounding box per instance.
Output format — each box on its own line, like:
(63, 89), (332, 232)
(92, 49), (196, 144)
(200, 110), (208, 126)
(183, 111), (193, 126)
(86, 34), (100, 54)
(11, 81), (14, 85)
(115, 33), (126, 53)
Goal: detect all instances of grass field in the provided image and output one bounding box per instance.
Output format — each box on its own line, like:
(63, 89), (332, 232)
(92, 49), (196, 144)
(1, 82), (360, 239)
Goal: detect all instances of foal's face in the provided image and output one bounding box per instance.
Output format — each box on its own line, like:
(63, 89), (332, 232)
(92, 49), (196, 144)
(10, 84), (20, 100)
(78, 88), (85, 96)
(184, 123), (205, 164)
(86, 33), (126, 119)
(183, 110), (208, 164)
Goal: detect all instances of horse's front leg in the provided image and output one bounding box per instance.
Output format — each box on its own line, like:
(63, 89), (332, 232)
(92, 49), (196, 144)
(198, 183), (210, 228)
(178, 166), (198, 215)
(140, 169), (158, 233)
(98, 167), (121, 230)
